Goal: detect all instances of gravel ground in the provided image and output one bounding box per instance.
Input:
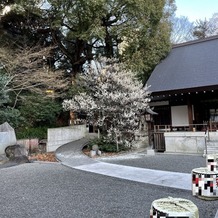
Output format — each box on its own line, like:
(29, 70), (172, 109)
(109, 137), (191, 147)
(97, 151), (207, 174)
(0, 162), (217, 218)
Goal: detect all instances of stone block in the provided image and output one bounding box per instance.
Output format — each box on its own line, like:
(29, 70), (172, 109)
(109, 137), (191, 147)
(0, 122), (17, 155)
(147, 149), (155, 155)
(92, 144), (99, 151)
(97, 150), (102, 156)
(90, 150), (96, 157)
(164, 132), (205, 154)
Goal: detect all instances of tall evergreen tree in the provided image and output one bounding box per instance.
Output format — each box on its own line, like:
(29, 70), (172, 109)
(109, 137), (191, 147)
(0, 70), (22, 127)
(0, 0), (175, 82)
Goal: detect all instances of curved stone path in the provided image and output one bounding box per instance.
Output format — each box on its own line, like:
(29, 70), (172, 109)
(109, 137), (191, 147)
(56, 137), (96, 167)
(55, 137), (192, 191)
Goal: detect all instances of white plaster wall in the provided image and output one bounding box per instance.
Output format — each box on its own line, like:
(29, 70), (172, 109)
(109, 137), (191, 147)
(164, 132), (205, 154)
(47, 125), (87, 152)
(171, 105), (189, 127)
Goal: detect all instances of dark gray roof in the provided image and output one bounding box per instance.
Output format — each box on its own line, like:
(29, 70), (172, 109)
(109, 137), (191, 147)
(147, 36), (218, 93)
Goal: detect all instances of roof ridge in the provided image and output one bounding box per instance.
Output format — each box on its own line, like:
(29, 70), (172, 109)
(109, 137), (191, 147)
(173, 35), (218, 48)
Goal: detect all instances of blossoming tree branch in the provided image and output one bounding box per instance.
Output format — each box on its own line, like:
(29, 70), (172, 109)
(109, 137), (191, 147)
(63, 59), (151, 151)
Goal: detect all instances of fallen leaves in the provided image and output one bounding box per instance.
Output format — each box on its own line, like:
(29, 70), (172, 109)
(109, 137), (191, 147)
(29, 152), (57, 162)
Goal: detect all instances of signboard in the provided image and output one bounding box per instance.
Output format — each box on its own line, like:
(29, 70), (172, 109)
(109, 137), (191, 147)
(171, 105), (189, 127)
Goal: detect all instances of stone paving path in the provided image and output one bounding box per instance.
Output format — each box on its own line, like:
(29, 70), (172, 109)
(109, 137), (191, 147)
(55, 137), (191, 190)
(56, 137), (218, 218)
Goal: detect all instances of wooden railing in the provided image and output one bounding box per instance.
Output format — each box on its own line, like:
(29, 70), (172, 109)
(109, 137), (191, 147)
(153, 123), (215, 132)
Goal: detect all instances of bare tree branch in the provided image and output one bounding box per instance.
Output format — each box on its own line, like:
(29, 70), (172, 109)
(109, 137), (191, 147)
(0, 44), (70, 105)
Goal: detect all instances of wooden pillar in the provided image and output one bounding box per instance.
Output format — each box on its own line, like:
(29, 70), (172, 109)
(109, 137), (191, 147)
(187, 96), (193, 131)
(69, 111), (75, 125)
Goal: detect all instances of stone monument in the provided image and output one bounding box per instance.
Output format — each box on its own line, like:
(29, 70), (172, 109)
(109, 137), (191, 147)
(0, 122), (17, 155)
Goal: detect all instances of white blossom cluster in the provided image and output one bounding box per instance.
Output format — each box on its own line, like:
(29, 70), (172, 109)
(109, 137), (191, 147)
(62, 59), (151, 149)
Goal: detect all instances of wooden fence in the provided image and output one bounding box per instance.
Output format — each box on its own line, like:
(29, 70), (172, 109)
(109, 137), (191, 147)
(153, 132), (165, 151)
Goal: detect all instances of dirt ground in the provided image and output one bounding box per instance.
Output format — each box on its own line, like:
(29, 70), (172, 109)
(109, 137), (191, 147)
(29, 152), (57, 162)
(28, 148), (124, 162)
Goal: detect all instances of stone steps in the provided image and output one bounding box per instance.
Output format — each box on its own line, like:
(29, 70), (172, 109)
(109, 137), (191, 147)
(207, 148), (218, 154)
(205, 140), (218, 154)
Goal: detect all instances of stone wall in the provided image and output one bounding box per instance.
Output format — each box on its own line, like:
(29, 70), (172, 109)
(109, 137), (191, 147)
(47, 125), (87, 152)
(207, 131), (218, 140)
(17, 138), (39, 153)
(164, 132), (205, 154)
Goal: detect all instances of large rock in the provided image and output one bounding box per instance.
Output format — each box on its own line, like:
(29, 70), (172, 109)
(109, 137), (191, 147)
(0, 122), (17, 155)
(0, 154), (9, 164)
(5, 144), (29, 163)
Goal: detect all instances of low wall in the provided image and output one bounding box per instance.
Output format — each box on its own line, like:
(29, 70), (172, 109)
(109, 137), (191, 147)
(47, 125), (87, 152)
(164, 132), (205, 154)
(17, 139), (39, 152)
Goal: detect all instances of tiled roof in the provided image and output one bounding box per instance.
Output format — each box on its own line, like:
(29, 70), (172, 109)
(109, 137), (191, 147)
(147, 35), (218, 93)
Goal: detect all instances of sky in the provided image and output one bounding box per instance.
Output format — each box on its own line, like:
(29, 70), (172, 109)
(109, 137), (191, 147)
(175, 0), (218, 22)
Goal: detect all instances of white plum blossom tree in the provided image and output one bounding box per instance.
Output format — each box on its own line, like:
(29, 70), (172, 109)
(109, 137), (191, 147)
(63, 59), (151, 151)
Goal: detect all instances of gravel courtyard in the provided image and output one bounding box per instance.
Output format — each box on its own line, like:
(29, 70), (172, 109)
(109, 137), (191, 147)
(0, 155), (217, 218)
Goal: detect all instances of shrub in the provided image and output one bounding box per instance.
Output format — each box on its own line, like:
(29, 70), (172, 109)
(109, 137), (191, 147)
(89, 137), (129, 153)
(16, 127), (47, 139)
(0, 107), (24, 128)
(19, 95), (62, 128)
